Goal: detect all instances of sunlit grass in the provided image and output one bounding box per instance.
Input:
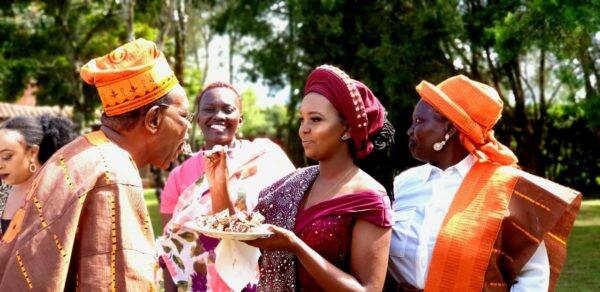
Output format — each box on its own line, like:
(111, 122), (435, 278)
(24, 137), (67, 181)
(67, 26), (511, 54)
(557, 199), (600, 291)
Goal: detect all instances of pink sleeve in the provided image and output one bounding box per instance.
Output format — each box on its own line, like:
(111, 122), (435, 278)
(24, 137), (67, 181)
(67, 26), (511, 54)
(160, 167), (182, 214)
(159, 154), (206, 214)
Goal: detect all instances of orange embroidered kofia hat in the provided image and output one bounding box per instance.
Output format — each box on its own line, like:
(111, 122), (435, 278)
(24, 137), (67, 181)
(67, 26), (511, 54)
(416, 75), (518, 165)
(80, 38), (179, 116)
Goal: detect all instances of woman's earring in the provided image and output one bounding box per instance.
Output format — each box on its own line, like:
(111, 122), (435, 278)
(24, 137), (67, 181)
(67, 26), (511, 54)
(29, 159), (37, 173)
(433, 133), (450, 151)
(341, 133), (351, 141)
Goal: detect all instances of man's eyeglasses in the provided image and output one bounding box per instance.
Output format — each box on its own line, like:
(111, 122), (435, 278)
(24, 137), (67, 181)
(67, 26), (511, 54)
(158, 103), (195, 156)
(158, 103), (196, 124)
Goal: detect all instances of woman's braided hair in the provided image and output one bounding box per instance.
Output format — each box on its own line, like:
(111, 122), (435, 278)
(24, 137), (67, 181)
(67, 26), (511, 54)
(348, 119), (396, 197)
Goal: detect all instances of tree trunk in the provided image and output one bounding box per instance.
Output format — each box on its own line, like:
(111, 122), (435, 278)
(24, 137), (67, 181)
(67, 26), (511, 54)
(190, 42), (208, 152)
(156, 0), (172, 50)
(228, 33), (237, 84)
(575, 32), (599, 98)
(124, 0), (136, 41)
(200, 33), (212, 87)
(505, 61), (527, 132)
(578, 49), (598, 99)
(538, 49), (546, 129)
(173, 0), (186, 86)
(470, 50), (481, 80)
(284, 0), (304, 166)
(534, 48), (547, 176)
(504, 61), (537, 173)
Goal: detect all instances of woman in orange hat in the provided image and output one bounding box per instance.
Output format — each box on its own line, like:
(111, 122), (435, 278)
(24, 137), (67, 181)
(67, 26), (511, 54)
(388, 75), (581, 291)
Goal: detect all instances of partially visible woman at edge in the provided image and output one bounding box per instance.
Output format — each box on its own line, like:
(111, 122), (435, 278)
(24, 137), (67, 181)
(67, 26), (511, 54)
(156, 81), (295, 291)
(388, 75), (581, 291)
(211, 65), (395, 291)
(0, 115), (77, 237)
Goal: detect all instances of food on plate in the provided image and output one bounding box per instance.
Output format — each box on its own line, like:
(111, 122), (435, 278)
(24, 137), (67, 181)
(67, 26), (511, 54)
(197, 210), (265, 233)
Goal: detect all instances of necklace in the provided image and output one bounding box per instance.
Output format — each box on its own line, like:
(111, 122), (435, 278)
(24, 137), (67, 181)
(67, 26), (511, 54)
(305, 166), (357, 209)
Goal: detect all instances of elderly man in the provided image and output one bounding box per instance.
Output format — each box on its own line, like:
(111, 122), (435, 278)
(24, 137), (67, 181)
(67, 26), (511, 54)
(0, 39), (191, 290)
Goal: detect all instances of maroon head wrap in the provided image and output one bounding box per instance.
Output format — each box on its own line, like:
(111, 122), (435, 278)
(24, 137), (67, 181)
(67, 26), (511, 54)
(304, 65), (386, 158)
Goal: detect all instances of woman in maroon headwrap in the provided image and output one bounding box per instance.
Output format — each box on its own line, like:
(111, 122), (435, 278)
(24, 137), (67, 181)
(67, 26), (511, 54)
(235, 65), (395, 291)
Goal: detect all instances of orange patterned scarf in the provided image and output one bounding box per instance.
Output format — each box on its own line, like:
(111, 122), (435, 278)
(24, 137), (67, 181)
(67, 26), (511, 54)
(425, 162), (518, 291)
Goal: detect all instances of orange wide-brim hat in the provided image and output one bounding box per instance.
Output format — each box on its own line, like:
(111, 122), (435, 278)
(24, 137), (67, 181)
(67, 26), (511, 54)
(415, 75), (518, 165)
(80, 38), (179, 116)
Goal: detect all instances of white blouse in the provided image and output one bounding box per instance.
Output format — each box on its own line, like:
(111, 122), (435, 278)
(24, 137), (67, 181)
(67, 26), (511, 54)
(388, 155), (549, 291)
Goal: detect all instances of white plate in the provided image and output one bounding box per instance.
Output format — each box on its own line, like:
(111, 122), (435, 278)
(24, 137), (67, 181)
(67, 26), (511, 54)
(196, 228), (273, 240)
(182, 221), (273, 240)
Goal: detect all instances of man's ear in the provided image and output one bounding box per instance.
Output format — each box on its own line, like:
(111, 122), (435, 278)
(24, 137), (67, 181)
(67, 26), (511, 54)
(144, 106), (164, 134)
(238, 113), (244, 125)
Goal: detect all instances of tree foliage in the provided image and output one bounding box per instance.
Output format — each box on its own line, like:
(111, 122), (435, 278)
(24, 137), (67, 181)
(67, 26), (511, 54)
(0, 0), (598, 194)
(211, 0), (600, 194)
(239, 88), (288, 142)
(0, 1), (130, 125)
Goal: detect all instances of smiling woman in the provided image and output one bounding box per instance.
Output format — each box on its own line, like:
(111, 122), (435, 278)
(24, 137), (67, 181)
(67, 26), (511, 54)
(157, 81), (295, 292)
(196, 82), (243, 149)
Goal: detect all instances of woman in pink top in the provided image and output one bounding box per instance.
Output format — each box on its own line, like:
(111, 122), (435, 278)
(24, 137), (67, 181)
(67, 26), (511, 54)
(157, 82), (295, 292)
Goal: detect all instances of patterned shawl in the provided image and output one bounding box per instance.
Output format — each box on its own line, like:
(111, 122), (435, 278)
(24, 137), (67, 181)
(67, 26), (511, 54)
(255, 166), (320, 291)
(157, 139), (295, 291)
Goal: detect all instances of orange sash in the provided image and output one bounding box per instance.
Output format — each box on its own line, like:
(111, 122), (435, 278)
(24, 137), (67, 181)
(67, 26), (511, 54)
(424, 162), (518, 291)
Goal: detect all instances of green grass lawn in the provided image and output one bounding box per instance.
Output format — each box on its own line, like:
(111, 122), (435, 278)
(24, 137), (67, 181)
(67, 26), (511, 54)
(145, 190), (599, 290)
(557, 199), (600, 291)
(144, 189), (165, 291)
(144, 189), (163, 235)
